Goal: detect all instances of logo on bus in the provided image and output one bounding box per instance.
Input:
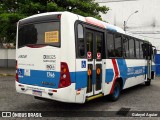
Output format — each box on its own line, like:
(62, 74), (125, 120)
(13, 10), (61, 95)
(18, 69), (23, 78)
(43, 55), (56, 59)
(18, 55), (27, 58)
(81, 61), (86, 68)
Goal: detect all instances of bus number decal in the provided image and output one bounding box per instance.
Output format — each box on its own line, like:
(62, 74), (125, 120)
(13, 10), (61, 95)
(47, 72), (55, 78)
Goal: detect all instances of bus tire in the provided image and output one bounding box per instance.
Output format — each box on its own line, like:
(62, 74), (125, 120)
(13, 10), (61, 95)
(145, 79), (151, 86)
(109, 81), (121, 101)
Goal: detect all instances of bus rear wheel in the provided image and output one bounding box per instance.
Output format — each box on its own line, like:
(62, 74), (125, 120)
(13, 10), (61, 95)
(145, 79), (151, 86)
(109, 81), (121, 101)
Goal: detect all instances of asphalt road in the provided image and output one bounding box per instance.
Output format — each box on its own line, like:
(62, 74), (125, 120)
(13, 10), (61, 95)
(0, 76), (160, 120)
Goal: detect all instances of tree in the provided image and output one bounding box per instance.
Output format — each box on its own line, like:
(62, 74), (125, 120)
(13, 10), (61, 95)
(0, 0), (109, 43)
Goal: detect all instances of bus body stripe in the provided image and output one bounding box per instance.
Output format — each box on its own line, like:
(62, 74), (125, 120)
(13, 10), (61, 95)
(75, 71), (87, 89)
(112, 59), (119, 77)
(116, 59), (128, 87)
(18, 60), (147, 90)
(109, 59), (119, 94)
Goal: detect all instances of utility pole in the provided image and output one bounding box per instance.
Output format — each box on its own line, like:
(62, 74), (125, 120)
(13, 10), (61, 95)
(124, 10), (138, 31)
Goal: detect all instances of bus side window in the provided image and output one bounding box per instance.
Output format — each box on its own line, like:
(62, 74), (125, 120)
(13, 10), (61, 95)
(135, 39), (140, 59)
(115, 34), (122, 57)
(106, 33), (114, 57)
(123, 36), (129, 58)
(129, 38), (135, 58)
(107, 32), (122, 58)
(77, 24), (85, 57)
(140, 41), (144, 59)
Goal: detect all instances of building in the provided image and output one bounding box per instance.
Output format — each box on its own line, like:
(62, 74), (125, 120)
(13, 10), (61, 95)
(96, 0), (160, 51)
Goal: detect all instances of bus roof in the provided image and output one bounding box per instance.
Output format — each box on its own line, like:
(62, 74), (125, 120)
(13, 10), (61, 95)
(20, 12), (64, 22)
(19, 11), (148, 43)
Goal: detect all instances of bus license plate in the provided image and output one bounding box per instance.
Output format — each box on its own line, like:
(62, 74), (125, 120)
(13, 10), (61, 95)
(32, 90), (42, 96)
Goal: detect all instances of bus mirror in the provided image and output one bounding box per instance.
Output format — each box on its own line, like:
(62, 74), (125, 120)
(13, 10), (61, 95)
(152, 46), (157, 55)
(154, 49), (157, 55)
(142, 43), (148, 56)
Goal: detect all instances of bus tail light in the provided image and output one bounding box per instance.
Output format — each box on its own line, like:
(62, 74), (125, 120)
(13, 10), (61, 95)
(16, 60), (19, 82)
(58, 62), (71, 88)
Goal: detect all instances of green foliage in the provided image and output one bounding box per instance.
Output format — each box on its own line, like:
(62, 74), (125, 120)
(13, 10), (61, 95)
(0, 13), (25, 43)
(0, 0), (109, 43)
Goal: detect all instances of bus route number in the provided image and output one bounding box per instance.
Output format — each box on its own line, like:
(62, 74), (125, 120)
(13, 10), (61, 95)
(47, 72), (55, 78)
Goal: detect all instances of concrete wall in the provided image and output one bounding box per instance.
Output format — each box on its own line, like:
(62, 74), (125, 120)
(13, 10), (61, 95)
(96, 0), (160, 50)
(0, 49), (16, 68)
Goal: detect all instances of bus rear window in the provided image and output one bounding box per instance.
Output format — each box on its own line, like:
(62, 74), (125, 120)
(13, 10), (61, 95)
(18, 22), (60, 48)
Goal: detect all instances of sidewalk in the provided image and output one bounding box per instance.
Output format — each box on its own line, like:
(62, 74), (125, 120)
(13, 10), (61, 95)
(0, 67), (15, 76)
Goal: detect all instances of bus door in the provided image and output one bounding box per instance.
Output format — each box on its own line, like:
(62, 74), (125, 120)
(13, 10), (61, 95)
(86, 29), (104, 97)
(143, 43), (152, 80)
(147, 60), (151, 80)
(147, 45), (152, 80)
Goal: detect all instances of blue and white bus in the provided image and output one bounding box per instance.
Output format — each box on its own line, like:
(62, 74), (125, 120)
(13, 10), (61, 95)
(16, 11), (156, 103)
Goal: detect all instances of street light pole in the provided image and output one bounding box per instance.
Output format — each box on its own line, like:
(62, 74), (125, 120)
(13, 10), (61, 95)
(124, 10), (138, 31)
(124, 21), (126, 31)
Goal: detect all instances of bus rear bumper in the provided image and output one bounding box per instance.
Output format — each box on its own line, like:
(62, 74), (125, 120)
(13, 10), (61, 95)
(15, 81), (84, 103)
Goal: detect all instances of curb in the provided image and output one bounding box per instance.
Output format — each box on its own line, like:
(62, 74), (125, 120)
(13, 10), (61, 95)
(0, 74), (15, 77)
